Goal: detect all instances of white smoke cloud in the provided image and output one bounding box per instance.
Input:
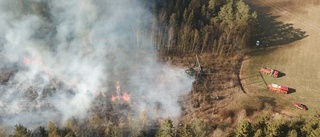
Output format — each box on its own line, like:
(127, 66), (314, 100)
(0, 0), (194, 129)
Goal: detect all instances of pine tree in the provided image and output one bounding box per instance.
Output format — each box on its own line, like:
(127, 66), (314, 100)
(253, 129), (264, 137)
(310, 128), (320, 137)
(48, 121), (59, 137)
(217, 1), (234, 28)
(35, 126), (48, 137)
(156, 118), (175, 137)
(302, 120), (319, 136)
(190, 120), (207, 137)
(177, 124), (192, 137)
(10, 124), (32, 137)
(235, 0), (250, 32)
(187, 10), (195, 27)
(287, 129), (298, 137)
(193, 29), (200, 53)
(235, 120), (254, 137)
(266, 120), (289, 137)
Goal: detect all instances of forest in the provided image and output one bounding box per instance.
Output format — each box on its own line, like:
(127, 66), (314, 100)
(152, 0), (257, 56)
(1, 0), (320, 137)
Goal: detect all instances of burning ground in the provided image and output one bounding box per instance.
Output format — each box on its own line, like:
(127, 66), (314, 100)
(0, 0), (193, 131)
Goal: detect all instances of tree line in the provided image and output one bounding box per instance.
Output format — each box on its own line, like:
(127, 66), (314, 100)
(3, 0), (303, 136)
(4, 118), (209, 137)
(152, 0), (257, 56)
(231, 113), (320, 137)
(6, 113), (320, 137)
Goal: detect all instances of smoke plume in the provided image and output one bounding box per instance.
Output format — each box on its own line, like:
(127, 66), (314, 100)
(0, 0), (193, 129)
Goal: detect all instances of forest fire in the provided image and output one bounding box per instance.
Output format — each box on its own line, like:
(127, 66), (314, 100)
(111, 81), (131, 102)
(111, 92), (131, 102)
(23, 57), (131, 103)
(121, 92), (130, 102)
(23, 57), (41, 65)
(22, 57), (52, 76)
(0, 1), (195, 135)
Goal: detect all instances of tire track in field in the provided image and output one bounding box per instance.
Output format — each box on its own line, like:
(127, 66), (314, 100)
(263, 0), (320, 89)
(261, 0), (320, 33)
(241, 0), (319, 95)
(258, 1), (320, 109)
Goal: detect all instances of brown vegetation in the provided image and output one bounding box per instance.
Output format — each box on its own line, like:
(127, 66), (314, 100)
(3, 0), (320, 136)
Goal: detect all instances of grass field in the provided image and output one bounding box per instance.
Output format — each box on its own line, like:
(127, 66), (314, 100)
(241, 0), (320, 116)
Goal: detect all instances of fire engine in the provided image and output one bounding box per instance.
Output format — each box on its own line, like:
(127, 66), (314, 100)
(268, 83), (288, 94)
(260, 67), (279, 78)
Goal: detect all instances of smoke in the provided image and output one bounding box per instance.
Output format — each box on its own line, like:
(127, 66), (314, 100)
(0, 0), (193, 129)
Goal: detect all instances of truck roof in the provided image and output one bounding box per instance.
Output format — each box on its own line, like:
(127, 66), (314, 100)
(270, 84), (288, 90)
(271, 83), (281, 88)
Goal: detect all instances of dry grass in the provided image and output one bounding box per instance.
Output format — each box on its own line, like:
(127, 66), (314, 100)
(161, 1), (320, 135)
(241, 0), (320, 117)
(163, 52), (247, 135)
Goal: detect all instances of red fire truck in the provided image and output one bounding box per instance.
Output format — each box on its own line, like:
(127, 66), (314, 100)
(260, 67), (279, 78)
(268, 83), (288, 94)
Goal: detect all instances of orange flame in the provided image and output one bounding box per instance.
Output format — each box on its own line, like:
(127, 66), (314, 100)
(23, 57), (31, 65)
(23, 57), (52, 76)
(111, 95), (118, 101)
(110, 81), (131, 102)
(23, 57), (41, 65)
(121, 92), (130, 102)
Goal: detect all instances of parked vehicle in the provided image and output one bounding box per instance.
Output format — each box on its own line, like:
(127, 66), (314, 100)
(260, 67), (279, 78)
(294, 103), (307, 110)
(268, 83), (288, 94)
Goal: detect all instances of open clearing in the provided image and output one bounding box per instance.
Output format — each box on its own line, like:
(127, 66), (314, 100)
(241, 0), (320, 116)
